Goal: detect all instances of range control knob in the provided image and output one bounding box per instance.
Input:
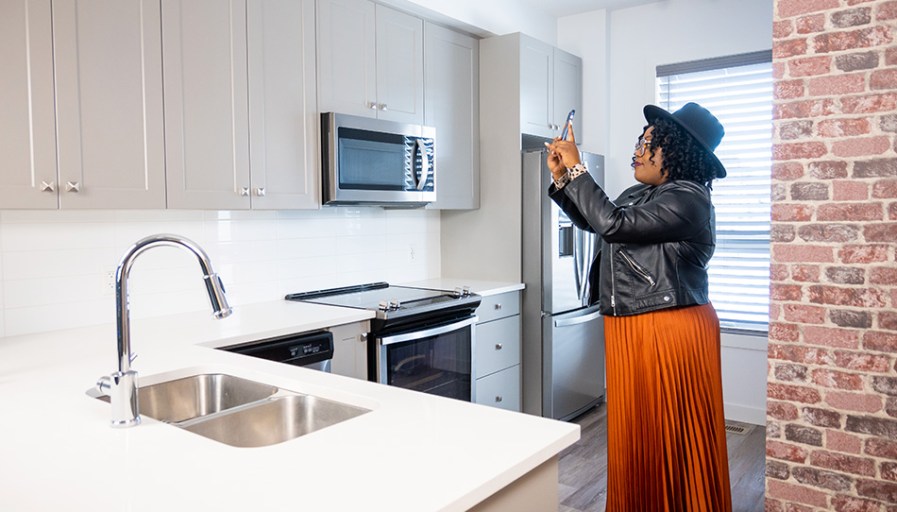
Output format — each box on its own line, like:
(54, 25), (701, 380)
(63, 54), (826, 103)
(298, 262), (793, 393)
(378, 300), (390, 312)
(389, 299), (400, 310)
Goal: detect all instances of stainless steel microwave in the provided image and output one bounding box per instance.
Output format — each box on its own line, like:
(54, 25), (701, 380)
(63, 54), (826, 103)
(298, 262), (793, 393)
(321, 112), (436, 207)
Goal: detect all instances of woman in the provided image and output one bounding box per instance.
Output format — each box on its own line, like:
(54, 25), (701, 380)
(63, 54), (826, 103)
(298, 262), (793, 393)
(545, 102), (732, 511)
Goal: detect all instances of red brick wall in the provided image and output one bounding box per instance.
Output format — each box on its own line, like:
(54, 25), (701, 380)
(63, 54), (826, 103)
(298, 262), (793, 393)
(769, 0), (897, 510)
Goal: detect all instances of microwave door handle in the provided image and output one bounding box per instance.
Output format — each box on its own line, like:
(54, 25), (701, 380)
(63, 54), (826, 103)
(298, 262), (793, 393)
(416, 139), (429, 190)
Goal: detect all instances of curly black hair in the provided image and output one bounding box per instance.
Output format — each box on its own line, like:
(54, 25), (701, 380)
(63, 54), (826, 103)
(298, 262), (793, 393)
(642, 118), (719, 188)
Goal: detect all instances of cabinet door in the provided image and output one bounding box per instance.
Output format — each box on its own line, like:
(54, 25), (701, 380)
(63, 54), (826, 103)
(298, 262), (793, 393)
(375, 5), (423, 124)
(53, 0), (166, 209)
(0, 0), (57, 209)
(424, 23), (479, 210)
(519, 36), (554, 138)
(553, 49), (583, 143)
(247, 0), (319, 210)
(163, 0), (251, 209)
(476, 315), (521, 378)
(329, 322), (369, 381)
(316, 0), (376, 118)
(476, 365), (521, 412)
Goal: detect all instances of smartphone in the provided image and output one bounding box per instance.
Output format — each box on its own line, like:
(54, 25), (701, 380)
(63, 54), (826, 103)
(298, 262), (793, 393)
(560, 109), (576, 140)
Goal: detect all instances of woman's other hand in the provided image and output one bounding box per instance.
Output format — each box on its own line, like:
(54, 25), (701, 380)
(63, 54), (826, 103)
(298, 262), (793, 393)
(545, 120), (581, 180)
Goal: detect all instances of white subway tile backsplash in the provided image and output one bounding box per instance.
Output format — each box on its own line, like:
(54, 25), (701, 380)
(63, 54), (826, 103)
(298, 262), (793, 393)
(0, 208), (441, 336)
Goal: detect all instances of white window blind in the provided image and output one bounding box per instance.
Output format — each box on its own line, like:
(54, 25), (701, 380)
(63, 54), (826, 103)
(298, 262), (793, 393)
(656, 51), (772, 333)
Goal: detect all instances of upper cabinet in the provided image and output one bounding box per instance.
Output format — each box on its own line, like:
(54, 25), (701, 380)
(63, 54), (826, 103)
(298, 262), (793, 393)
(54, 0), (166, 209)
(519, 35), (582, 140)
(247, 0), (319, 210)
(163, 0), (318, 210)
(317, 0), (424, 124)
(423, 22), (479, 210)
(162, 0), (250, 209)
(0, 0), (57, 209)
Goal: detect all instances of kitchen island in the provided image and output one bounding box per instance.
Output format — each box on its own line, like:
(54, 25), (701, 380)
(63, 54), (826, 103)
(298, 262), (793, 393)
(0, 299), (578, 511)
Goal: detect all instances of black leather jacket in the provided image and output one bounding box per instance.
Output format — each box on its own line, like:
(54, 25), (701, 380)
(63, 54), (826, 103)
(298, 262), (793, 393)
(549, 172), (715, 317)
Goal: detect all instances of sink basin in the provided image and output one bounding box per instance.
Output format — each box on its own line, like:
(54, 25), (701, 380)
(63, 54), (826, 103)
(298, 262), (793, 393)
(92, 373), (278, 423)
(184, 394), (371, 448)
(139, 373), (279, 423)
(89, 372), (371, 447)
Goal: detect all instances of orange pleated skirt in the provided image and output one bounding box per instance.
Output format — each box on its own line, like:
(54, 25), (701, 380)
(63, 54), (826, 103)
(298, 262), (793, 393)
(604, 303), (732, 512)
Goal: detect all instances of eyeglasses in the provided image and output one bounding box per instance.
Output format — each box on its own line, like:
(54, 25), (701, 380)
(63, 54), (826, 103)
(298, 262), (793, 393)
(634, 136), (654, 156)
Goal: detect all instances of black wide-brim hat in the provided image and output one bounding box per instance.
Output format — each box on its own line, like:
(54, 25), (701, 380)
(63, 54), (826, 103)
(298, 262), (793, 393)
(644, 102), (727, 178)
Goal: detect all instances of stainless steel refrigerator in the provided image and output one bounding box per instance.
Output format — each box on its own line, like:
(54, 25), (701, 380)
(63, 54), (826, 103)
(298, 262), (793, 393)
(521, 148), (606, 421)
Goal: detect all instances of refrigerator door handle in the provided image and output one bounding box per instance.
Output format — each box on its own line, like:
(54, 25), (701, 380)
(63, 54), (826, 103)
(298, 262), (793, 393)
(554, 309), (602, 327)
(573, 228), (584, 302)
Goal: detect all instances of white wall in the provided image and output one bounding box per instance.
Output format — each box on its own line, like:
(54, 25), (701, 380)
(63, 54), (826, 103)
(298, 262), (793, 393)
(559, 0), (774, 424)
(0, 209), (440, 337)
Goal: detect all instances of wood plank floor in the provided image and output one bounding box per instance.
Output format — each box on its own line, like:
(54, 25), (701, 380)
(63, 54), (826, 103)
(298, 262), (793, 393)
(557, 403), (766, 512)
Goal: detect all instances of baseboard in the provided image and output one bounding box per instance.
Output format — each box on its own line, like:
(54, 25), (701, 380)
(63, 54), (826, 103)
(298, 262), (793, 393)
(724, 402), (766, 426)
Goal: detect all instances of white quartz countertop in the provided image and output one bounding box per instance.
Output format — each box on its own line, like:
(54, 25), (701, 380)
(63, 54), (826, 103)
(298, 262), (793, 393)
(0, 297), (576, 511)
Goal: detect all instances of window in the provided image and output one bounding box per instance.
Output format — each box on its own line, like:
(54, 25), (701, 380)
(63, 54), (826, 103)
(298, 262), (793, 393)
(656, 51), (773, 333)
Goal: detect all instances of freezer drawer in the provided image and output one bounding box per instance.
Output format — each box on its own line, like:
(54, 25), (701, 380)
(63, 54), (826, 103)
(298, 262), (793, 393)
(542, 306), (605, 421)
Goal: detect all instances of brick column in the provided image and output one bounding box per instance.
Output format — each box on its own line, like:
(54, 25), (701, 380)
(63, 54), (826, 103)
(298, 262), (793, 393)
(768, 0), (897, 510)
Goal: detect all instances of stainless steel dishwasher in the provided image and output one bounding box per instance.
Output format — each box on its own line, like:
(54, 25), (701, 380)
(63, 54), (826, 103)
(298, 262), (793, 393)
(222, 331), (334, 372)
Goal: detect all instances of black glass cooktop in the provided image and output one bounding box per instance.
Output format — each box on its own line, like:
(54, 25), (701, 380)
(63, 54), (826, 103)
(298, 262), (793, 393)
(285, 282), (480, 322)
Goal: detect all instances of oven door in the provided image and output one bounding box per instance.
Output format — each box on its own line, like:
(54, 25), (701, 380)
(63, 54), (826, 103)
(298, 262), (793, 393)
(373, 316), (477, 401)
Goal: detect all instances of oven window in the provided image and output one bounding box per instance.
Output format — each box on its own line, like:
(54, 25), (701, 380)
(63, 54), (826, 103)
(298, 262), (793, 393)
(385, 328), (471, 401)
(338, 128), (407, 190)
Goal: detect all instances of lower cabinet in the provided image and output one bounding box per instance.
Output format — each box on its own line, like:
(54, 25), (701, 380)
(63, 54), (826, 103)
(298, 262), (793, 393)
(329, 321), (369, 381)
(475, 291), (522, 412)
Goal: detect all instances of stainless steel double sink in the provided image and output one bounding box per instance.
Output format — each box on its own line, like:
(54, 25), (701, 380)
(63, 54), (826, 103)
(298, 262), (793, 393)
(89, 373), (370, 448)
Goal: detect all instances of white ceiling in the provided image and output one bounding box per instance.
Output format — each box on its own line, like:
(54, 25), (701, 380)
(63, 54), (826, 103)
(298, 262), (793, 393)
(520, 0), (661, 17)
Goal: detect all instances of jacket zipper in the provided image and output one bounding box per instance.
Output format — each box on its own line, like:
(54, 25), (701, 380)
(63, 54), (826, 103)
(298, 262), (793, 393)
(618, 249), (656, 286)
(609, 243), (617, 315)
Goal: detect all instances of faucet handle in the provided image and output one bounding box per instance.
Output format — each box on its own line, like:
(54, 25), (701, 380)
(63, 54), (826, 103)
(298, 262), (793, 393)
(129, 352), (138, 365)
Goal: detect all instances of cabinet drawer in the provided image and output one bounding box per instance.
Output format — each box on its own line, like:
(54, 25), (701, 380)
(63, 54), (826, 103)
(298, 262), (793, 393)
(476, 291), (520, 323)
(475, 365), (520, 412)
(475, 315), (520, 378)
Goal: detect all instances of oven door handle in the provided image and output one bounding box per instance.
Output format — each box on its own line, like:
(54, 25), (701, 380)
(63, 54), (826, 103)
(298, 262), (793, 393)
(378, 316), (478, 346)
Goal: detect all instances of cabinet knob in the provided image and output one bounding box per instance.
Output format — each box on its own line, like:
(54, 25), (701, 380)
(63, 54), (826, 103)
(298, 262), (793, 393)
(239, 187), (250, 197)
(368, 102), (378, 110)
(254, 187), (266, 197)
(494, 303), (502, 310)
(495, 343), (503, 350)
(65, 181), (80, 193)
(40, 180), (55, 192)
(379, 103), (388, 111)
(495, 396), (503, 403)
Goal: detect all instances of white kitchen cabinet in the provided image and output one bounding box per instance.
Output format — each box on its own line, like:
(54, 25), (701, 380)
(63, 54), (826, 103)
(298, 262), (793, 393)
(247, 0), (319, 210)
(0, 0), (58, 209)
(162, 0), (250, 209)
(52, 0), (166, 209)
(475, 291), (522, 412)
(329, 321), (369, 381)
(163, 0), (318, 210)
(423, 22), (480, 210)
(520, 34), (582, 140)
(316, 0), (423, 124)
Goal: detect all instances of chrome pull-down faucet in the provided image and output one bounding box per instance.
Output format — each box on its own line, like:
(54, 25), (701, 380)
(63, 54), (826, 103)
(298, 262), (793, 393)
(96, 234), (233, 428)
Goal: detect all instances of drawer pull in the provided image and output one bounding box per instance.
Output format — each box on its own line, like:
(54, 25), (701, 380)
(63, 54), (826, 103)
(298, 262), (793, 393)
(495, 396), (503, 403)
(495, 343), (503, 350)
(494, 303), (502, 310)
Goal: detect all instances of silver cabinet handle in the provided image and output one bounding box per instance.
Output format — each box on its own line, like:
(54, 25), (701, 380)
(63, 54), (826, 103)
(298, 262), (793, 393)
(65, 181), (80, 193)
(254, 187), (266, 197)
(379, 103), (387, 111)
(40, 180), (55, 192)
(494, 303), (502, 310)
(239, 187), (250, 197)
(368, 101), (378, 110)
(495, 396), (503, 403)
(495, 343), (503, 350)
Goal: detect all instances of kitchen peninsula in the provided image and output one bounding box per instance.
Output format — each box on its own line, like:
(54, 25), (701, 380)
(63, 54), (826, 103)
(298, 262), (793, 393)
(0, 299), (577, 511)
